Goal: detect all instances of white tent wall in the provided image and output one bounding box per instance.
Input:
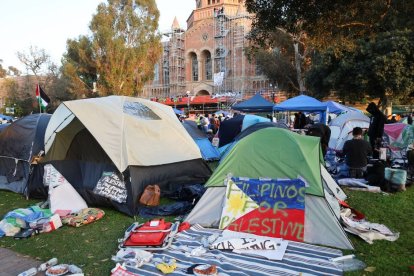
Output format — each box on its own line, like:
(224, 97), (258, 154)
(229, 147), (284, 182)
(305, 195), (353, 249)
(328, 112), (370, 151)
(321, 165), (347, 201)
(186, 187), (225, 228)
(324, 189), (341, 218)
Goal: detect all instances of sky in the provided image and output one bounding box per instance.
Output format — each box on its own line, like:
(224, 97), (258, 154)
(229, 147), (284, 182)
(0, 0), (195, 72)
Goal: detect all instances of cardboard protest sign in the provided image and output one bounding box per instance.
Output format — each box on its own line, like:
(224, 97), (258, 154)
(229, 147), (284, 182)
(219, 177), (306, 241)
(93, 172), (127, 203)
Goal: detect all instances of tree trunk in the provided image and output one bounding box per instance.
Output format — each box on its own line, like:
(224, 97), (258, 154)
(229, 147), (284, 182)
(293, 43), (306, 93)
(385, 97), (392, 116)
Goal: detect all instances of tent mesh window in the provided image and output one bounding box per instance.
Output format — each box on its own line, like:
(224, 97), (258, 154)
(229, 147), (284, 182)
(123, 101), (161, 120)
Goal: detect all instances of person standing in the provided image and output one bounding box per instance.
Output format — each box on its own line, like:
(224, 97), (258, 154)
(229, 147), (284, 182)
(306, 123), (331, 157)
(293, 113), (300, 129)
(366, 102), (386, 158)
(407, 113), (413, 125)
(202, 114), (210, 133)
(299, 112), (307, 128)
(340, 127), (373, 178)
(387, 114), (397, 123)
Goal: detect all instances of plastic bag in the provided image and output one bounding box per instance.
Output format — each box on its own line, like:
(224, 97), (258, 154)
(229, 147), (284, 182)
(331, 255), (366, 272)
(139, 185), (160, 206)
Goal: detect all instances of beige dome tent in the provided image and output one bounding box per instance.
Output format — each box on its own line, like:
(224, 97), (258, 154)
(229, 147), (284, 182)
(32, 96), (211, 215)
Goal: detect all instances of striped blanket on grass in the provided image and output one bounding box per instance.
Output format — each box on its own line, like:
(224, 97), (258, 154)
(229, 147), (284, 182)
(125, 224), (343, 276)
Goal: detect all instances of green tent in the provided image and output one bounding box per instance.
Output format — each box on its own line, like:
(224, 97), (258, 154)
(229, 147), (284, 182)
(186, 128), (353, 249)
(206, 128), (324, 196)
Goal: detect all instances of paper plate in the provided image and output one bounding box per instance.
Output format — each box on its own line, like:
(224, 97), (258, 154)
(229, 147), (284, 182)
(45, 264), (69, 276)
(193, 264), (218, 276)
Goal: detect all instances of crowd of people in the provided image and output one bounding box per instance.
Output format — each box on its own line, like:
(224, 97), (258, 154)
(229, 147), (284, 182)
(182, 101), (413, 181)
(194, 113), (230, 135)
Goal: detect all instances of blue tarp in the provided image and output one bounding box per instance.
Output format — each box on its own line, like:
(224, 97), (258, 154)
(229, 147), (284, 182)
(173, 108), (184, 115)
(0, 114), (13, 121)
(232, 93), (274, 112)
(194, 138), (220, 161)
(182, 121), (220, 161)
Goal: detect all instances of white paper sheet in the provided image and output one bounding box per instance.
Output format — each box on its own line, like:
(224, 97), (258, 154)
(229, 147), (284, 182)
(220, 230), (289, 261)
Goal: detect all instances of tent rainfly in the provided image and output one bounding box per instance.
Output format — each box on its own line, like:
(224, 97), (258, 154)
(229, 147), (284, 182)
(30, 96), (211, 216)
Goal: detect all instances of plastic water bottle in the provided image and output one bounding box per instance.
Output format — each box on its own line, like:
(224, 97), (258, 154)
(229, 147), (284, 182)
(17, 267), (37, 276)
(39, 257), (58, 271)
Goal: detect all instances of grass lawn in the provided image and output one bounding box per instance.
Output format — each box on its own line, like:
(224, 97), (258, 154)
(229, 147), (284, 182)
(343, 186), (414, 275)
(0, 185), (413, 275)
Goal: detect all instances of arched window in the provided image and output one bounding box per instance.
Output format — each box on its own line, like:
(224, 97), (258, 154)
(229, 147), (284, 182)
(153, 63), (159, 82)
(191, 53), (198, 81)
(203, 51), (212, 80)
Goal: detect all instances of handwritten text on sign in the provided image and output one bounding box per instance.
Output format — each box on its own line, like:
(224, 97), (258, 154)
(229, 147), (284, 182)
(219, 177), (306, 241)
(93, 172), (127, 203)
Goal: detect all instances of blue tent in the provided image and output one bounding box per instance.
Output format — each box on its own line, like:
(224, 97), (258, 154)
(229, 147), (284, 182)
(0, 114), (51, 195)
(0, 114), (13, 121)
(323, 101), (359, 114)
(173, 108), (184, 115)
(232, 93), (274, 112)
(217, 114), (269, 155)
(182, 121), (220, 161)
(274, 95), (327, 112)
(274, 95), (327, 123)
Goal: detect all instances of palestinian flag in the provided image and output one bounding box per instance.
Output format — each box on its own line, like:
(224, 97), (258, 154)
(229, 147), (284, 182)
(36, 84), (50, 109)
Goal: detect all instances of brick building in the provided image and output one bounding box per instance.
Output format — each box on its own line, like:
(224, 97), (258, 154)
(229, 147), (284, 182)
(143, 0), (279, 110)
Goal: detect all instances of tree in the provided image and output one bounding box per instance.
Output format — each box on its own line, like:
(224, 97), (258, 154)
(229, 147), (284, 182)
(17, 46), (51, 77)
(0, 60), (6, 78)
(2, 77), (36, 116)
(246, 30), (310, 94)
(62, 35), (97, 98)
(63, 0), (162, 97)
(306, 29), (414, 106)
(245, 0), (414, 104)
(244, 0), (410, 51)
(8, 66), (21, 76)
(245, 2), (317, 94)
(15, 46), (62, 112)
